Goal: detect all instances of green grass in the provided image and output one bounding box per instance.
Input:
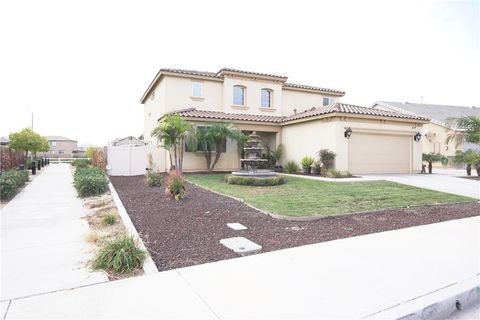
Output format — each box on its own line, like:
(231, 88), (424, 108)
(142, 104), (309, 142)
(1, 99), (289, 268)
(186, 174), (473, 217)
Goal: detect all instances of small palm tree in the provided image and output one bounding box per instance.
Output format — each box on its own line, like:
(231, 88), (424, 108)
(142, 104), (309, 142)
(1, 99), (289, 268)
(151, 114), (193, 172)
(445, 115), (480, 176)
(422, 153), (443, 174)
(191, 122), (244, 171)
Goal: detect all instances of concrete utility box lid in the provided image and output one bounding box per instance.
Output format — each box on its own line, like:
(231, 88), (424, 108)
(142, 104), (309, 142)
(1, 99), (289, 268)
(220, 237), (262, 255)
(226, 223), (248, 230)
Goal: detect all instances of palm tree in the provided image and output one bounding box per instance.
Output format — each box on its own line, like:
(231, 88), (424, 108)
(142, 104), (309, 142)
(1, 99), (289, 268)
(151, 114), (193, 172)
(422, 153), (443, 174)
(191, 122), (244, 171)
(446, 115), (480, 176)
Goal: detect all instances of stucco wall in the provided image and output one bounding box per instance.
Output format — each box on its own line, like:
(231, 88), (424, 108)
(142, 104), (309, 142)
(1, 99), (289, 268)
(421, 122), (461, 157)
(48, 141), (77, 158)
(281, 117), (424, 173)
(282, 89), (338, 116)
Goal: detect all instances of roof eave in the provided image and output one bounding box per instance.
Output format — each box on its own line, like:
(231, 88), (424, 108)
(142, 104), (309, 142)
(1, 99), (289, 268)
(283, 86), (345, 97)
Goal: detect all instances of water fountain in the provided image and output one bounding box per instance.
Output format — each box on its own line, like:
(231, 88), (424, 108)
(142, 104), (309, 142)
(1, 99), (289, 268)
(232, 131), (276, 177)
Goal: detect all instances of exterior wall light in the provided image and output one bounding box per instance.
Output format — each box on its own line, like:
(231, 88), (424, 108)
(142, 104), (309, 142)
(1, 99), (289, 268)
(414, 132), (422, 142)
(344, 127), (352, 139)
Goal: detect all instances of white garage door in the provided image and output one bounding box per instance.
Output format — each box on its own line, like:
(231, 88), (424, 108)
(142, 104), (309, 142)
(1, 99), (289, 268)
(348, 133), (411, 174)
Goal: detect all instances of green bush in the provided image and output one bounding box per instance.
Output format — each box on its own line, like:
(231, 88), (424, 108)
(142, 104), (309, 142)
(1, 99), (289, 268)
(145, 171), (162, 187)
(319, 149), (336, 170)
(166, 170), (185, 200)
(325, 169), (353, 178)
(102, 213), (116, 225)
(300, 156), (315, 168)
(224, 175), (285, 186)
(73, 167), (108, 197)
(0, 169), (29, 200)
(92, 235), (147, 274)
(285, 160), (299, 173)
(72, 159), (90, 168)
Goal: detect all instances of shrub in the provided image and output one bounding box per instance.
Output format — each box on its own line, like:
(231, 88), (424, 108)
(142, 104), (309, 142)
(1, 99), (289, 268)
(145, 171), (162, 187)
(0, 169), (29, 200)
(166, 170), (185, 200)
(92, 234), (147, 274)
(73, 167), (109, 197)
(300, 156), (315, 168)
(102, 213), (116, 225)
(285, 160), (299, 173)
(91, 148), (107, 170)
(318, 149), (336, 170)
(224, 175), (285, 186)
(325, 169), (353, 178)
(72, 159), (90, 168)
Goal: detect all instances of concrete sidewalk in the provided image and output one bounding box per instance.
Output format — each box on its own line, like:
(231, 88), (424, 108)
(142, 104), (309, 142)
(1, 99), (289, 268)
(1, 164), (108, 303)
(5, 216), (479, 319)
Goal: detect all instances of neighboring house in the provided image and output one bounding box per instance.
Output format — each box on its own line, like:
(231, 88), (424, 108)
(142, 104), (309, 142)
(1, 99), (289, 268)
(141, 68), (429, 174)
(372, 101), (480, 159)
(0, 137), (9, 146)
(110, 136), (146, 147)
(45, 136), (78, 158)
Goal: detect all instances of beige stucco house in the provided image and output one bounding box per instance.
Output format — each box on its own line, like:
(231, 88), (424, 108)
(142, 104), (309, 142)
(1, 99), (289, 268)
(45, 136), (79, 158)
(141, 68), (428, 174)
(372, 102), (480, 162)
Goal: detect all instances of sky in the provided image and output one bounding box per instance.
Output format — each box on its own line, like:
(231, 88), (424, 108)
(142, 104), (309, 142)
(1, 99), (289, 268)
(1, 0), (479, 146)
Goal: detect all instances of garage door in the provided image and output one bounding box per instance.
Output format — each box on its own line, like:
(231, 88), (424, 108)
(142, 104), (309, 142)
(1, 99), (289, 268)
(348, 133), (410, 174)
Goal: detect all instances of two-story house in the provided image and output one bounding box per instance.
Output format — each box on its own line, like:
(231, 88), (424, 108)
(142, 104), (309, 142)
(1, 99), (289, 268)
(45, 136), (79, 158)
(141, 68), (428, 174)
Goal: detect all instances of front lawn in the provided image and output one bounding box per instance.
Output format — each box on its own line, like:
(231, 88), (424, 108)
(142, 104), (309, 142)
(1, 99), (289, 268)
(186, 174), (473, 217)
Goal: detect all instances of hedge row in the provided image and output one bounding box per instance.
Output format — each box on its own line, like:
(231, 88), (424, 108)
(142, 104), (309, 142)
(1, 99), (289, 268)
(224, 175), (285, 186)
(73, 167), (109, 197)
(0, 169), (29, 200)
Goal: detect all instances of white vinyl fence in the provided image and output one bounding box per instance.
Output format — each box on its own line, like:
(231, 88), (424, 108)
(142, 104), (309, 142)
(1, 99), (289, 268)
(107, 145), (151, 176)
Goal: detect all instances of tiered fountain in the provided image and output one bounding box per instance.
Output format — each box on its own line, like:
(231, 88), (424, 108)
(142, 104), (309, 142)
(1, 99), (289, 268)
(232, 131), (276, 177)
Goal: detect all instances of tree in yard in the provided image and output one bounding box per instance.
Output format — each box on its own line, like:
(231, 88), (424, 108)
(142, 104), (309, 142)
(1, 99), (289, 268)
(190, 122), (245, 171)
(8, 128), (48, 161)
(422, 153), (443, 174)
(455, 150), (480, 176)
(151, 114), (193, 172)
(446, 115), (480, 176)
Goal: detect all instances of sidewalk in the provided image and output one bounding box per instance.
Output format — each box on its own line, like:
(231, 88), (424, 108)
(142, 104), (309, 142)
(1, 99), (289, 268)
(1, 164), (108, 303)
(4, 216), (479, 319)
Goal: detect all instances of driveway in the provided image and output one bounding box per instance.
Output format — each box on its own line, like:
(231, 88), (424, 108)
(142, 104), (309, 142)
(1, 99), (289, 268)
(363, 168), (479, 199)
(1, 164), (108, 302)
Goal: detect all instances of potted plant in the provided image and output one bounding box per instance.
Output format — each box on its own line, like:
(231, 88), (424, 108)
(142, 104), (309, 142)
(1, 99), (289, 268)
(300, 156), (315, 174)
(312, 161), (321, 175)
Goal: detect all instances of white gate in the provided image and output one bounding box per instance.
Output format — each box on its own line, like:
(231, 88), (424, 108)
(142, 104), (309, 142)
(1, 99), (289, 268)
(107, 145), (149, 176)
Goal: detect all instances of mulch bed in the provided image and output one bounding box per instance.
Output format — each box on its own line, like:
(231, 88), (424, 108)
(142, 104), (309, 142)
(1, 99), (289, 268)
(110, 175), (480, 272)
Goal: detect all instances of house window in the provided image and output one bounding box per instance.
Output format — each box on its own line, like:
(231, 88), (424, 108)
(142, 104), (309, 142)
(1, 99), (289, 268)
(192, 82), (202, 97)
(261, 89), (272, 108)
(50, 150), (56, 154)
(233, 86), (245, 106)
(58, 150), (64, 154)
(186, 126), (227, 153)
(322, 97), (335, 106)
(50, 141), (57, 146)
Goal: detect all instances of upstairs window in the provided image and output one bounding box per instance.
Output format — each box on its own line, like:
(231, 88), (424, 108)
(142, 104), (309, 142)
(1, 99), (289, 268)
(49, 141), (57, 147)
(261, 89), (272, 108)
(323, 97), (335, 106)
(192, 82), (202, 97)
(233, 85), (246, 106)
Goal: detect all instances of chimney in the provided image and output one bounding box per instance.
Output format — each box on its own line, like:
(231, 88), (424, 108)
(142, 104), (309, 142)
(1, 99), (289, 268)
(293, 108), (297, 114)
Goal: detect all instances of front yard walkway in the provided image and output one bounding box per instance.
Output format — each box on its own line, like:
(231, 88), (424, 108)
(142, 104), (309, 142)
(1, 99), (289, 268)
(5, 216), (479, 319)
(1, 164), (108, 303)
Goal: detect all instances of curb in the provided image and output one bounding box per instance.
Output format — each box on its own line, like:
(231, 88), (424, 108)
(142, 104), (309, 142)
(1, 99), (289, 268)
(366, 275), (480, 320)
(108, 182), (158, 274)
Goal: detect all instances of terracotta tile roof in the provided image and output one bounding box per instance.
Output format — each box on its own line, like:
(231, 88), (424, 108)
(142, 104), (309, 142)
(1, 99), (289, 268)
(159, 68), (219, 78)
(163, 103), (429, 124)
(284, 83), (345, 96)
(216, 68), (288, 80)
(284, 103), (430, 122)
(165, 108), (284, 123)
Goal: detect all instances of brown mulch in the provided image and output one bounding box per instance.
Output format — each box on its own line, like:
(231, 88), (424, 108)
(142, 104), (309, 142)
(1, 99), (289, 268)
(458, 176), (480, 181)
(109, 175), (480, 272)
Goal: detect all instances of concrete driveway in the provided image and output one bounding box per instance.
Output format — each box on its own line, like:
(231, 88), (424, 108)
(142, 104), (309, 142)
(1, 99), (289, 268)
(363, 168), (479, 199)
